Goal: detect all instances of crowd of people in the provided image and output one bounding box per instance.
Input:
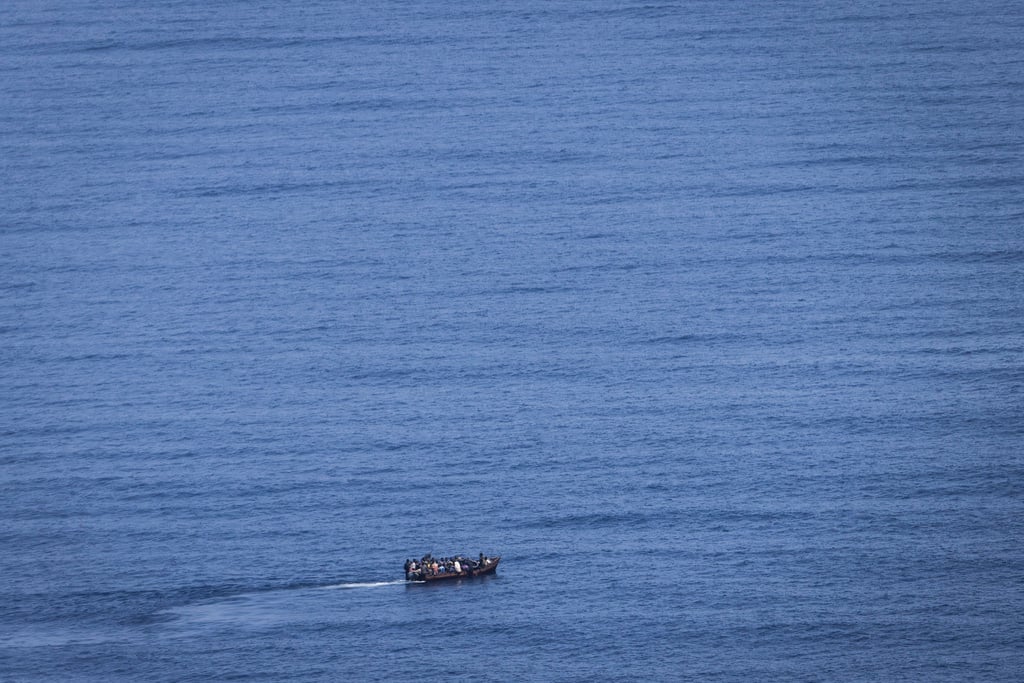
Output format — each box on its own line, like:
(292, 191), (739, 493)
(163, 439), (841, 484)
(404, 553), (489, 580)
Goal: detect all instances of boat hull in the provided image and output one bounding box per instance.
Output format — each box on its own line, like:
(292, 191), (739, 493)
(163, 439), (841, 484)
(413, 557), (500, 582)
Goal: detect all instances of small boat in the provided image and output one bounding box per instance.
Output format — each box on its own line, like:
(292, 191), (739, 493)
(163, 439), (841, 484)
(405, 554), (500, 582)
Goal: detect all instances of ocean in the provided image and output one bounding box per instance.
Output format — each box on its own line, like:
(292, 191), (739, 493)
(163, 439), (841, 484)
(1, 1), (1022, 680)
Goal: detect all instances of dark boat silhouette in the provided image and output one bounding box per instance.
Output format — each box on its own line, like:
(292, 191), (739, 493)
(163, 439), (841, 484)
(406, 555), (500, 582)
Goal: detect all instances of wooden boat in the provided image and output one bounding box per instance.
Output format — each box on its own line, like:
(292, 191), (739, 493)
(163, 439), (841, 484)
(406, 555), (500, 582)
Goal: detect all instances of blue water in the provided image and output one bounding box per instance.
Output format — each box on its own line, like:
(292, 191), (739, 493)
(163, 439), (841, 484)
(2, 1), (1023, 680)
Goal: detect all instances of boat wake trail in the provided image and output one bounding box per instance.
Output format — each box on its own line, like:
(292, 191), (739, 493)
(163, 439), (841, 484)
(162, 580), (409, 631)
(319, 580), (409, 590)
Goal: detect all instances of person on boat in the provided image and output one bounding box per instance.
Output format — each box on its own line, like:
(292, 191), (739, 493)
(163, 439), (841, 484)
(453, 559), (461, 574)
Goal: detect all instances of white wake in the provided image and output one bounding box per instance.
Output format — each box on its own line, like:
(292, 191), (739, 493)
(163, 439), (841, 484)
(319, 579), (409, 590)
